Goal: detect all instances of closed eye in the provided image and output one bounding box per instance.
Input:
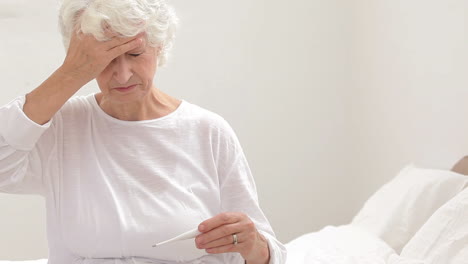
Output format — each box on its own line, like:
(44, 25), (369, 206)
(129, 53), (142, 57)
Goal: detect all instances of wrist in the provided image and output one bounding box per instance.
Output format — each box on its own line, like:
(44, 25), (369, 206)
(57, 64), (92, 89)
(245, 233), (270, 264)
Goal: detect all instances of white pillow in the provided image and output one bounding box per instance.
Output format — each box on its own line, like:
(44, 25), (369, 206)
(399, 187), (468, 264)
(351, 164), (468, 253)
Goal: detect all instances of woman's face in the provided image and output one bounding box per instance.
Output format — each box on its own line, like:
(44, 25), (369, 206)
(96, 38), (158, 104)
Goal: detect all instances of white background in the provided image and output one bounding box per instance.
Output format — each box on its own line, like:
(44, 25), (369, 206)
(0, 0), (467, 259)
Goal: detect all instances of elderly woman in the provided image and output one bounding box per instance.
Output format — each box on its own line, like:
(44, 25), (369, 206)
(0, 0), (286, 263)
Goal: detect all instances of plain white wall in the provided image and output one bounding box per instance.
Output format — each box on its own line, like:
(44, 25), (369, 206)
(349, 0), (468, 205)
(1, 0), (466, 260)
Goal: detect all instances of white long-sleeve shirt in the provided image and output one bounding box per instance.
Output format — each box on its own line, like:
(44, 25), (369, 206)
(0, 94), (286, 264)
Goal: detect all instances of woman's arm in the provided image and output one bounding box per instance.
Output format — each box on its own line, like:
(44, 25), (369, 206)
(23, 31), (143, 125)
(0, 96), (53, 195)
(0, 31), (142, 194)
(195, 117), (287, 264)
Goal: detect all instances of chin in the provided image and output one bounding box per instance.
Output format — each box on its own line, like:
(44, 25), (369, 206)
(109, 88), (149, 103)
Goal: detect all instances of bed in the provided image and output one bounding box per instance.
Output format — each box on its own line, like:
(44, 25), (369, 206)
(285, 156), (468, 264)
(2, 157), (468, 264)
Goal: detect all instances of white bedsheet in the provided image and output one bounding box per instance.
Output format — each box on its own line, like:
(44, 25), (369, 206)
(0, 260), (47, 264)
(0, 226), (430, 264)
(0, 226), (428, 264)
(285, 225), (425, 264)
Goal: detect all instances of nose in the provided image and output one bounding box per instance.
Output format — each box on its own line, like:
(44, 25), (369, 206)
(111, 55), (133, 84)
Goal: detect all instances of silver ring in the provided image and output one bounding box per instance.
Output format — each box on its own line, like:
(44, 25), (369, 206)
(232, 233), (238, 245)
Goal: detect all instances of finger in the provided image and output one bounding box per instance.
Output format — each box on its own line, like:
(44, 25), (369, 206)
(197, 232), (242, 249)
(197, 223), (241, 247)
(107, 37), (143, 59)
(104, 35), (135, 50)
(105, 33), (145, 51)
(205, 243), (239, 255)
(198, 212), (241, 233)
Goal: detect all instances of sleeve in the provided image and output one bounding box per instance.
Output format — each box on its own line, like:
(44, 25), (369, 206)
(214, 117), (287, 264)
(0, 95), (55, 196)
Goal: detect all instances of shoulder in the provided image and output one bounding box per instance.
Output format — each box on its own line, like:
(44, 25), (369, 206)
(183, 101), (245, 161)
(56, 93), (95, 119)
(61, 93), (94, 112)
(46, 94), (96, 129)
(182, 100), (237, 138)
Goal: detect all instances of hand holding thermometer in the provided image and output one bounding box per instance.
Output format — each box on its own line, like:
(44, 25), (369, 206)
(152, 227), (202, 247)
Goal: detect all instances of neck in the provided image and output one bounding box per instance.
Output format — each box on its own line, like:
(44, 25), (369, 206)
(95, 88), (181, 121)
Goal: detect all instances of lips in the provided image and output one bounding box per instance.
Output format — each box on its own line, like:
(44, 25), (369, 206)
(114, 84), (138, 92)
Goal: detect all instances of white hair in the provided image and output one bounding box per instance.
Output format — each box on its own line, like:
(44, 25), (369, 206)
(58, 0), (178, 66)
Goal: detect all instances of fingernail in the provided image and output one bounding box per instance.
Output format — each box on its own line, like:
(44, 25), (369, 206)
(199, 224), (205, 231)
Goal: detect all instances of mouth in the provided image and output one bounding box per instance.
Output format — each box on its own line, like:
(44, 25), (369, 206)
(113, 84), (138, 92)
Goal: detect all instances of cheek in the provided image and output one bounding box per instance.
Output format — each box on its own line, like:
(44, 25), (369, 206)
(145, 59), (158, 78)
(96, 67), (112, 87)
(138, 59), (157, 81)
